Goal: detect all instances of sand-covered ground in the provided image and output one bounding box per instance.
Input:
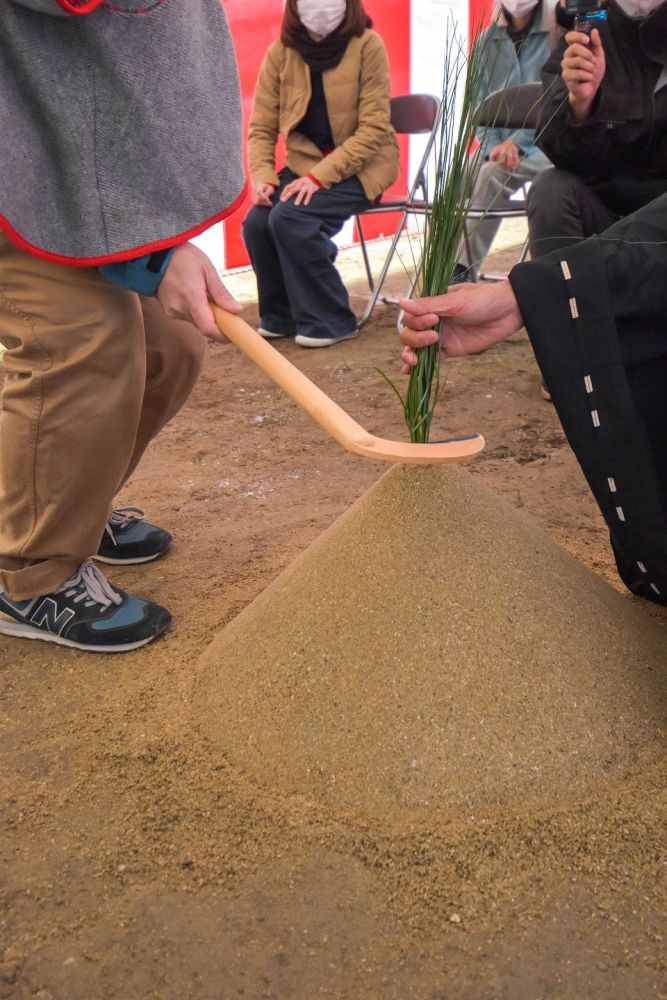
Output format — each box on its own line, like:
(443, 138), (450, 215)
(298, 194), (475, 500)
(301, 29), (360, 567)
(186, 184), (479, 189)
(1, 239), (665, 999)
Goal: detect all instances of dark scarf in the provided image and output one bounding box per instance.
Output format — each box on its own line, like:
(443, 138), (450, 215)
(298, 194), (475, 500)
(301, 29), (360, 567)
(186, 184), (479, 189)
(291, 25), (350, 71)
(505, 1), (540, 52)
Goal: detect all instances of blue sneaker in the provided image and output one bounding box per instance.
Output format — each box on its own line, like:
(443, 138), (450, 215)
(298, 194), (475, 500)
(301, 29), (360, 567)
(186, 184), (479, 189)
(95, 507), (172, 565)
(0, 560), (171, 652)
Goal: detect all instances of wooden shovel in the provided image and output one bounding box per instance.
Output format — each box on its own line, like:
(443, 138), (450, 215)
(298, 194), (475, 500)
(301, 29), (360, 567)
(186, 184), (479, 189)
(211, 305), (484, 465)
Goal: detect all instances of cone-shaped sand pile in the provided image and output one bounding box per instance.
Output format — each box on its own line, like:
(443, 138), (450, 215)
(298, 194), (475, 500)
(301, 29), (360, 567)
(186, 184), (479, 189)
(194, 466), (665, 823)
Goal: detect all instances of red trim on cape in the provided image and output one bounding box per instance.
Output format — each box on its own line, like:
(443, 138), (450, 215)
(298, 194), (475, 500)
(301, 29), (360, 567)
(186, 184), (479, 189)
(56, 0), (105, 14)
(0, 184), (248, 267)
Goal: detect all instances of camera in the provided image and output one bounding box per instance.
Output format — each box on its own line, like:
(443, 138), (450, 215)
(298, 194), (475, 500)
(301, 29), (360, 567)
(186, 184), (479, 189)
(564, 0), (608, 32)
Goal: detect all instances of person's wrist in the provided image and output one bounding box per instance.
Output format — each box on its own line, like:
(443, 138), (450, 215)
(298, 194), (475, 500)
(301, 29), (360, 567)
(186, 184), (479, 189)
(497, 279), (523, 331)
(98, 247), (176, 296)
(568, 91), (594, 123)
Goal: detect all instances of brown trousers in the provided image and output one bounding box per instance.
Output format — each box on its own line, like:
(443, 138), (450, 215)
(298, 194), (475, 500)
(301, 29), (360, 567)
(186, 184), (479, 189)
(0, 236), (206, 600)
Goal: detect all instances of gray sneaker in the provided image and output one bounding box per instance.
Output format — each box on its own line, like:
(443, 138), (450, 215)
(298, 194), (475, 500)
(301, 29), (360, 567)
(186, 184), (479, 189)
(0, 560), (171, 652)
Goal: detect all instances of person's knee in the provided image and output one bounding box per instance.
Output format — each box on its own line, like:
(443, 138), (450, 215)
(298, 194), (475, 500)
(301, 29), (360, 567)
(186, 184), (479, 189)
(526, 168), (554, 214)
(267, 200), (307, 243)
(178, 323), (206, 378)
(477, 160), (508, 187)
(242, 205), (271, 248)
(160, 318), (205, 384)
(142, 298), (206, 392)
(526, 168), (583, 217)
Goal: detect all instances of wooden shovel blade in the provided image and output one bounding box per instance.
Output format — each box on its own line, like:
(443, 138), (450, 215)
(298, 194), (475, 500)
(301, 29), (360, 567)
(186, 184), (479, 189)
(344, 432), (485, 464)
(211, 305), (484, 465)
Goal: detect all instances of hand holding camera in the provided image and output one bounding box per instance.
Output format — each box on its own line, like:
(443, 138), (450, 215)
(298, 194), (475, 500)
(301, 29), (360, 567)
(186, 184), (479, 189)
(559, 0), (607, 121)
(562, 27), (606, 121)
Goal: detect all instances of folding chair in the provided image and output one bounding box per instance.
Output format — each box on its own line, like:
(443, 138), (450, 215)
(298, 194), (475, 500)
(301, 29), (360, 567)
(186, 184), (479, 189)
(355, 93), (441, 329)
(462, 82), (544, 281)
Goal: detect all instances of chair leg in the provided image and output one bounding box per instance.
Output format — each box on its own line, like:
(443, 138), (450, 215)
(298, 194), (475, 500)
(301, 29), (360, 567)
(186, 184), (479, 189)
(479, 230), (529, 282)
(357, 210), (409, 329)
(461, 222), (479, 282)
(356, 216), (375, 292)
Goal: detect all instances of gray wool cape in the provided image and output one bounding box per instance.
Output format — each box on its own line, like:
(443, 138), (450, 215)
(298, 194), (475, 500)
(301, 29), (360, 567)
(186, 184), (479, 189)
(0, 0), (246, 263)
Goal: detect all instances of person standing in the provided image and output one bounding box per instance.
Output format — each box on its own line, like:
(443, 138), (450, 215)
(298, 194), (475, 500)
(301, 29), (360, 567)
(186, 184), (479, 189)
(242, 0), (399, 348)
(0, 0), (245, 652)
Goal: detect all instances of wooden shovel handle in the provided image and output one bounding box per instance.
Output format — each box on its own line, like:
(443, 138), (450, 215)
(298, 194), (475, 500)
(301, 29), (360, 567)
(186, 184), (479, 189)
(211, 306), (484, 465)
(211, 305), (375, 451)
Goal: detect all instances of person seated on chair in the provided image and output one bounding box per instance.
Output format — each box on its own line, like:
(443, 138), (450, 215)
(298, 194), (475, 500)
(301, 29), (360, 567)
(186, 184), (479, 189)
(455, 0), (556, 283)
(242, 0), (399, 349)
(526, 0), (667, 397)
(399, 194), (667, 606)
(527, 0), (667, 261)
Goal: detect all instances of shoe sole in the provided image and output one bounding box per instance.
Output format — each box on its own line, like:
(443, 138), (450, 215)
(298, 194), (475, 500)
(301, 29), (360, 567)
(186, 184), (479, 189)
(295, 330), (359, 348)
(93, 549), (168, 566)
(258, 328), (291, 339)
(0, 617), (169, 652)
(540, 385), (553, 402)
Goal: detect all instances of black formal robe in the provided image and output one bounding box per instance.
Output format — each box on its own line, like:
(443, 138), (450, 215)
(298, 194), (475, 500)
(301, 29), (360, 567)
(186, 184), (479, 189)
(510, 194), (667, 605)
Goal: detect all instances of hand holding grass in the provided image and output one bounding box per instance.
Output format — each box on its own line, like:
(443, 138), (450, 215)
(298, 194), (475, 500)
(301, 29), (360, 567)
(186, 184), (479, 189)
(399, 281), (523, 373)
(398, 15), (503, 442)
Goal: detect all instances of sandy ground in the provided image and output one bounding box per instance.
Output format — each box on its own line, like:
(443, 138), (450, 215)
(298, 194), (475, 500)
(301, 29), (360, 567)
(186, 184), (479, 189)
(1, 235), (665, 999)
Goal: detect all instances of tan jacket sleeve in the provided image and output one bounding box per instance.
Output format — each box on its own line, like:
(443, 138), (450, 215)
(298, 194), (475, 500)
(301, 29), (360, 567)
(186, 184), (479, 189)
(247, 44), (282, 187)
(309, 33), (393, 189)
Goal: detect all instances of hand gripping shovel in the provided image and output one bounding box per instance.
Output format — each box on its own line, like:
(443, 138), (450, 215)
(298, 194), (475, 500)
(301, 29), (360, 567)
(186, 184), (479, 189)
(211, 306), (484, 465)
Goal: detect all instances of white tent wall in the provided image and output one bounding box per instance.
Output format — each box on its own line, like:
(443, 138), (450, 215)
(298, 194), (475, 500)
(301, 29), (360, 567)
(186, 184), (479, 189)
(409, 0), (469, 199)
(192, 221), (227, 273)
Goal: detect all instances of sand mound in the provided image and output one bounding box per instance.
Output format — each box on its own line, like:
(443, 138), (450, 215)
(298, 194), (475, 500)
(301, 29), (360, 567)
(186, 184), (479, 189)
(194, 465), (665, 824)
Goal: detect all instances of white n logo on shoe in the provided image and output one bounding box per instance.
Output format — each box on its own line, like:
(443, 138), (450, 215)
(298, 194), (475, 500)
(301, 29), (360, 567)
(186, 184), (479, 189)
(30, 599), (75, 635)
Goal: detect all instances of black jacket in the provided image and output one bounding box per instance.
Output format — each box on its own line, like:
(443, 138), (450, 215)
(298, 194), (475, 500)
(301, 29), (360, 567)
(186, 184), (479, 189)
(537, 1), (667, 216)
(510, 194), (667, 604)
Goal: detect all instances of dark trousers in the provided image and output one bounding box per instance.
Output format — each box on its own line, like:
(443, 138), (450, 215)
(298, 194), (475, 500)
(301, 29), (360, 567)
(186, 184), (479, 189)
(527, 168), (620, 259)
(242, 167), (372, 340)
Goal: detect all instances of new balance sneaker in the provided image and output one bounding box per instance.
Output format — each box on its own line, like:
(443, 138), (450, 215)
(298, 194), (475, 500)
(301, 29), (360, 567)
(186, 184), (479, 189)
(0, 560), (171, 652)
(295, 328), (359, 348)
(95, 507), (172, 565)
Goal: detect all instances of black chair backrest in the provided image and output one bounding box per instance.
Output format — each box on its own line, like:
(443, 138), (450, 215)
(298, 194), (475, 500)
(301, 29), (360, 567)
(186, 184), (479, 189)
(475, 82), (544, 131)
(389, 94), (440, 135)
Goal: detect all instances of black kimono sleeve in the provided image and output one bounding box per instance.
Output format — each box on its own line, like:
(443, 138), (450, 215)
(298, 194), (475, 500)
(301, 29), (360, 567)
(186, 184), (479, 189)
(509, 195), (667, 605)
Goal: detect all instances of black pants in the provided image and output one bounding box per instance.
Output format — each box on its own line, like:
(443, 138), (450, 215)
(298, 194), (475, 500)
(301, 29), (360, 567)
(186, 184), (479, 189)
(527, 168), (620, 259)
(242, 168), (372, 340)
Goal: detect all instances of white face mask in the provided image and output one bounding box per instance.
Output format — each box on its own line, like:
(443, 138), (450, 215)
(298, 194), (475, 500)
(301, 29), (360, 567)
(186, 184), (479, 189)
(296, 0), (347, 37)
(502, 0), (539, 18)
(613, 0), (665, 15)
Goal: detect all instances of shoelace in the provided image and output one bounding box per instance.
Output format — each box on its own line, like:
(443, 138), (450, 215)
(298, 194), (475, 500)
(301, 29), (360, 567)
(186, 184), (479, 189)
(104, 506), (146, 548)
(56, 560), (123, 610)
